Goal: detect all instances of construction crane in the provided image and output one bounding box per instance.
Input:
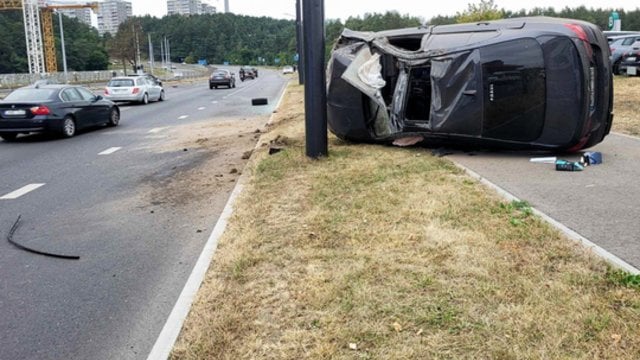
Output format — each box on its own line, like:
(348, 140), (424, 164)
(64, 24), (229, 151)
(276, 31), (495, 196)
(0, 0), (98, 74)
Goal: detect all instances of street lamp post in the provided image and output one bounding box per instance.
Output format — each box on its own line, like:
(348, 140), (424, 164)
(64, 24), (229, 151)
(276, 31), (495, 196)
(57, 11), (68, 83)
(295, 0), (304, 85)
(302, 0), (328, 158)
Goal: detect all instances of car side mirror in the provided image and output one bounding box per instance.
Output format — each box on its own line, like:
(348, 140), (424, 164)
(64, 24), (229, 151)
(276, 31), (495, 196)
(94, 95), (103, 101)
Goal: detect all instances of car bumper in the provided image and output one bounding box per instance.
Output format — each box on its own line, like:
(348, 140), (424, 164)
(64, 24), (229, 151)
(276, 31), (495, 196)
(104, 93), (145, 102)
(209, 80), (231, 85)
(0, 117), (61, 133)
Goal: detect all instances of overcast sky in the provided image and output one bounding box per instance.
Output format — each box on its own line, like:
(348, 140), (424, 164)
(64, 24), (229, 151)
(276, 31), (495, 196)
(131, 0), (640, 20)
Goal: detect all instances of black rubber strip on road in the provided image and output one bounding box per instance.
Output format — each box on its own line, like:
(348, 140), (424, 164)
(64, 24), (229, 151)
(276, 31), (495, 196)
(252, 98), (268, 106)
(7, 215), (80, 260)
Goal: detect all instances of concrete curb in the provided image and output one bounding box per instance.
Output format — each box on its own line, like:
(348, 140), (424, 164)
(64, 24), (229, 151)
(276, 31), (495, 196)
(145, 80), (290, 360)
(453, 162), (640, 275)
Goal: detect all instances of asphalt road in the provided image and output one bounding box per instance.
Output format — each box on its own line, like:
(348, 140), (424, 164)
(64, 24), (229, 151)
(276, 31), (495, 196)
(0, 69), (288, 360)
(449, 133), (640, 270)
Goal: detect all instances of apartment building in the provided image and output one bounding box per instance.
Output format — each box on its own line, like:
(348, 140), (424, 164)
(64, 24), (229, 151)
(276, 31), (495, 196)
(57, 8), (93, 27)
(168, 0), (216, 16)
(97, 0), (132, 35)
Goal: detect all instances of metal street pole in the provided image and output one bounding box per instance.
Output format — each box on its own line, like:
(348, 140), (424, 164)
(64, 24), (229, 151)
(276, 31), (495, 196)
(58, 11), (68, 83)
(302, 0), (328, 158)
(148, 33), (154, 74)
(160, 37), (165, 70)
(295, 0), (304, 85)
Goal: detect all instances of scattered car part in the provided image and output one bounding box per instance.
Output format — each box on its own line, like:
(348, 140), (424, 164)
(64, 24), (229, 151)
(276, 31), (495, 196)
(327, 17), (614, 152)
(555, 159), (585, 171)
(7, 215), (80, 260)
(252, 98), (268, 106)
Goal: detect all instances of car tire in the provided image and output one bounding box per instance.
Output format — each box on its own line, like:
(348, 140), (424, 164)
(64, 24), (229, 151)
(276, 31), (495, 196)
(107, 108), (120, 127)
(0, 133), (18, 141)
(233, 81), (236, 88)
(214, 85), (218, 89)
(60, 116), (76, 138)
(209, 84), (214, 89)
(141, 93), (149, 105)
(613, 60), (621, 75)
(159, 91), (165, 101)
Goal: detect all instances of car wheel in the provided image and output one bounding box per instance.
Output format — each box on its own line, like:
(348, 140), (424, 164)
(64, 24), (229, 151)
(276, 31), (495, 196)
(141, 93), (149, 105)
(214, 85), (218, 89)
(0, 133), (18, 141)
(159, 90), (165, 101)
(209, 84), (214, 89)
(107, 108), (120, 127)
(60, 116), (76, 138)
(233, 81), (236, 88)
(613, 60), (621, 75)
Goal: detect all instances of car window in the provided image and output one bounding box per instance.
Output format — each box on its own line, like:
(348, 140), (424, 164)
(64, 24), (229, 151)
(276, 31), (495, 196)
(61, 88), (83, 101)
(76, 87), (96, 101)
(108, 79), (135, 87)
(623, 37), (636, 45)
(4, 88), (57, 101)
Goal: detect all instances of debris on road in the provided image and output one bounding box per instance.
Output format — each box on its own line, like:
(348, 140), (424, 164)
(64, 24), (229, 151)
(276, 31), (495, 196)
(582, 151), (603, 165)
(7, 215), (80, 260)
(530, 156), (557, 164)
(252, 98), (268, 106)
(555, 159), (585, 171)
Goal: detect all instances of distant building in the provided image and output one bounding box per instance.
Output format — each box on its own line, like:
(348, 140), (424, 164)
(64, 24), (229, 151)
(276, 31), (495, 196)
(168, 0), (216, 16)
(97, 0), (132, 36)
(224, 0), (229, 13)
(57, 8), (93, 27)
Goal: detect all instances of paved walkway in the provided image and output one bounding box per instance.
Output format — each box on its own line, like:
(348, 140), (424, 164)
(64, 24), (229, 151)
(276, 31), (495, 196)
(449, 133), (640, 270)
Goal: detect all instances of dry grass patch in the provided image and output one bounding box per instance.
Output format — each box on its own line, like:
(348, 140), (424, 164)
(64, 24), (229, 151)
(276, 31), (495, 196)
(172, 83), (640, 359)
(613, 76), (640, 136)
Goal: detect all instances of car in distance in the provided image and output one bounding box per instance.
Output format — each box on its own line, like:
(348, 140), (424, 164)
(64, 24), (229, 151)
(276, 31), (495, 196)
(239, 66), (257, 81)
(618, 44), (640, 75)
(282, 65), (294, 74)
(0, 84), (119, 141)
(209, 69), (236, 89)
(327, 17), (613, 152)
(104, 75), (165, 104)
(608, 34), (640, 74)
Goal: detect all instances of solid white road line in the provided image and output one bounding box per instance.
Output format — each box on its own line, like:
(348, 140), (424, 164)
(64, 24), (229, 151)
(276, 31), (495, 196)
(0, 183), (45, 200)
(98, 147), (122, 155)
(149, 127), (170, 134)
(178, 115), (189, 120)
(211, 101), (218, 104)
(197, 107), (206, 111)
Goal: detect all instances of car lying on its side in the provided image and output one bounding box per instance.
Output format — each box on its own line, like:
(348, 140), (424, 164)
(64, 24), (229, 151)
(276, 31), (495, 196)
(327, 17), (613, 151)
(104, 75), (165, 104)
(0, 84), (119, 141)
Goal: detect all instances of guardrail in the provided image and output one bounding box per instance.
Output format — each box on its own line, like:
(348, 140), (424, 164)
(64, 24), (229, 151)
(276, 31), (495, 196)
(0, 67), (209, 90)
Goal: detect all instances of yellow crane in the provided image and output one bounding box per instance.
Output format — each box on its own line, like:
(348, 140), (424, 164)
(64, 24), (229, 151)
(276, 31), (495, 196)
(0, 1), (99, 73)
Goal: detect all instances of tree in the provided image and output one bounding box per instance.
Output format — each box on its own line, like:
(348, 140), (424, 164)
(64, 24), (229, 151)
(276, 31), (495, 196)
(456, 0), (504, 23)
(107, 19), (143, 74)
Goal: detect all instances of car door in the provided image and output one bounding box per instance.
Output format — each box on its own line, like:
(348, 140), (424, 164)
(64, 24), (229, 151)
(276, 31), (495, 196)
(143, 77), (160, 100)
(77, 87), (108, 125)
(60, 88), (91, 128)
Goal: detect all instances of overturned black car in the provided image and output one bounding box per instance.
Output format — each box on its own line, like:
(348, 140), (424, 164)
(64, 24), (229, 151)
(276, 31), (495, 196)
(327, 17), (613, 151)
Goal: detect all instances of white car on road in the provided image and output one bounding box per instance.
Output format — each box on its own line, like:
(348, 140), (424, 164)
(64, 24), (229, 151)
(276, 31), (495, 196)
(104, 75), (165, 104)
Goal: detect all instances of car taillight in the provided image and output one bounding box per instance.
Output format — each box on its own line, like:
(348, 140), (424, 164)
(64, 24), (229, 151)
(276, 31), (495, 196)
(30, 105), (50, 116)
(132, 87), (140, 94)
(104, 88), (110, 95)
(225, 75), (230, 79)
(610, 47), (615, 52)
(564, 23), (593, 58)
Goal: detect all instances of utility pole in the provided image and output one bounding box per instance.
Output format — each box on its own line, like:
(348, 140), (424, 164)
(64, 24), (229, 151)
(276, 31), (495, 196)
(57, 11), (68, 83)
(302, 0), (328, 158)
(134, 25), (142, 74)
(295, 0), (304, 85)
(148, 33), (154, 75)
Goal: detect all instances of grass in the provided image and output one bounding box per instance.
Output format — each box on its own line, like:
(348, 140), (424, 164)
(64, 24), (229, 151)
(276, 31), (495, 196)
(171, 80), (640, 359)
(612, 75), (640, 136)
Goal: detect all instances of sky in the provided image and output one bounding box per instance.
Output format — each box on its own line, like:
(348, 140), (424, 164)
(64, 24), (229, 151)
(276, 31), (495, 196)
(130, 0), (640, 21)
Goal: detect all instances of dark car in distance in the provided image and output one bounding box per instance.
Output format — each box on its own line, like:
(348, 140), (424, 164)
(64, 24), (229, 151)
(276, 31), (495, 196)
(327, 17), (613, 151)
(239, 66), (257, 81)
(209, 69), (236, 89)
(0, 84), (119, 141)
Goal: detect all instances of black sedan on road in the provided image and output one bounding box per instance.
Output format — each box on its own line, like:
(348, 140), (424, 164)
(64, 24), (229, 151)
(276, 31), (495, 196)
(327, 17), (613, 151)
(209, 69), (236, 89)
(0, 84), (119, 141)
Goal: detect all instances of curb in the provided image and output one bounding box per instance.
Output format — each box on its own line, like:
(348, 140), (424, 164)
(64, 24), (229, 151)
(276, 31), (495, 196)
(453, 162), (640, 275)
(145, 80), (291, 360)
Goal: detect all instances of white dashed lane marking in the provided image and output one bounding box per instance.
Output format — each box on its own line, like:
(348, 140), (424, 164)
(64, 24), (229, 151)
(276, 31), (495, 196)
(0, 183), (45, 200)
(98, 147), (122, 155)
(178, 115), (189, 120)
(149, 127), (169, 134)
(198, 107), (206, 111)
(211, 101), (218, 104)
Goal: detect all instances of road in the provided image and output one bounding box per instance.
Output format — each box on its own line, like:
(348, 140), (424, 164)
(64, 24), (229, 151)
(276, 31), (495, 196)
(0, 69), (288, 360)
(449, 133), (640, 270)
